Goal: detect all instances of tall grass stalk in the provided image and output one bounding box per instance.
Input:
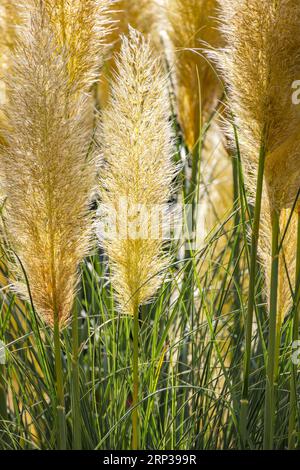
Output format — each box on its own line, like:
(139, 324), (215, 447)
(53, 315), (67, 450)
(0, 364), (7, 424)
(231, 146), (241, 343)
(240, 139), (266, 446)
(263, 209), (280, 450)
(132, 306), (139, 450)
(288, 212), (300, 449)
(72, 301), (81, 450)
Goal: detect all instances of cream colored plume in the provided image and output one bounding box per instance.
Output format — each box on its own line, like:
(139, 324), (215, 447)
(0, 3), (98, 326)
(165, 0), (222, 151)
(215, 0), (300, 318)
(0, 1), (21, 146)
(99, 0), (160, 106)
(44, 0), (113, 94)
(99, 28), (175, 316)
(215, 0), (300, 212)
(259, 204), (297, 326)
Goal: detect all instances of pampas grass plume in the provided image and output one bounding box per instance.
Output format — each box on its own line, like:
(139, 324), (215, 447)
(166, 0), (222, 150)
(99, 28), (175, 316)
(216, 0), (300, 212)
(99, 0), (160, 106)
(44, 0), (113, 94)
(0, 3), (100, 326)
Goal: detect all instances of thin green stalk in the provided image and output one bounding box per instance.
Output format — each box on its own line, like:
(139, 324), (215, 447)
(72, 301), (81, 450)
(232, 151), (241, 355)
(240, 139), (266, 446)
(53, 316), (67, 450)
(132, 305), (139, 450)
(0, 363), (7, 424)
(288, 212), (300, 449)
(263, 209), (280, 450)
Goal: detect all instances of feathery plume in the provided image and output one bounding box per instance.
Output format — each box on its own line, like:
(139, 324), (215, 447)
(215, 0), (300, 213)
(0, 1), (21, 146)
(44, 0), (113, 94)
(165, 0), (222, 150)
(99, 28), (175, 316)
(0, 3), (97, 327)
(99, 0), (160, 106)
(259, 204), (297, 326)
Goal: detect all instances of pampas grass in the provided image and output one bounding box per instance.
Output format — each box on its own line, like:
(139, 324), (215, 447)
(99, 28), (175, 317)
(99, 28), (175, 448)
(44, 0), (113, 94)
(0, 3), (97, 327)
(216, 0), (300, 211)
(0, 0), (300, 453)
(165, 0), (222, 151)
(165, 0), (230, 262)
(0, 0), (113, 449)
(99, 0), (160, 106)
(0, 1), (20, 147)
(215, 0), (300, 449)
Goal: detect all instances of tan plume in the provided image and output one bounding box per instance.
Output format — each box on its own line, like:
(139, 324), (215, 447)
(165, 0), (222, 150)
(99, 28), (175, 315)
(0, 3), (98, 326)
(99, 0), (160, 107)
(44, 0), (113, 94)
(0, 1), (21, 147)
(215, 0), (300, 212)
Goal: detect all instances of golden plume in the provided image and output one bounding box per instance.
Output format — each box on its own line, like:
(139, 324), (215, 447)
(109, 0), (157, 38)
(99, 28), (175, 316)
(215, 0), (300, 318)
(259, 205), (297, 327)
(0, 3), (99, 327)
(165, 0), (222, 151)
(99, 0), (159, 107)
(201, 123), (232, 237)
(0, 1), (21, 147)
(44, 0), (113, 94)
(215, 0), (300, 213)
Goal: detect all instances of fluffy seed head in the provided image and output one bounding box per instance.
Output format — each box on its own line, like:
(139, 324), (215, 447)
(99, 28), (175, 316)
(44, 0), (113, 93)
(0, 4), (97, 326)
(215, 0), (300, 321)
(215, 0), (300, 211)
(99, 0), (160, 106)
(259, 202), (297, 324)
(166, 0), (222, 150)
(0, 1), (21, 146)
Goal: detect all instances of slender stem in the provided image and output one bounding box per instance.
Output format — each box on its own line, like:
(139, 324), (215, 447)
(0, 363), (7, 423)
(240, 140), (266, 446)
(187, 143), (200, 400)
(53, 316), (67, 450)
(263, 209), (280, 450)
(72, 301), (81, 450)
(132, 305), (139, 450)
(232, 151), (241, 353)
(288, 212), (300, 449)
